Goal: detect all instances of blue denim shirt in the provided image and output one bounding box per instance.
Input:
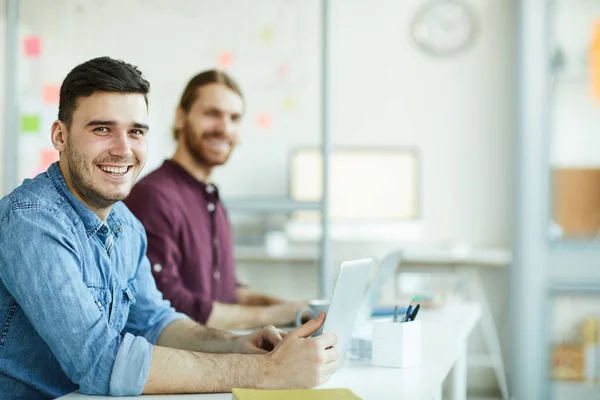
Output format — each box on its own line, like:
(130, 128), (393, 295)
(0, 163), (188, 399)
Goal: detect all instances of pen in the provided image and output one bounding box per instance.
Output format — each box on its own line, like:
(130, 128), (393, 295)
(403, 302), (414, 323)
(410, 304), (421, 321)
(393, 305), (399, 322)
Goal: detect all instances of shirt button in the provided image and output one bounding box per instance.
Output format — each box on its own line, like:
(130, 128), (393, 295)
(206, 185), (215, 194)
(207, 203), (216, 212)
(153, 264), (163, 273)
(99, 226), (108, 234)
(115, 226), (122, 233)
(213, 270), (221, 280)
(96, 301), (102, 307)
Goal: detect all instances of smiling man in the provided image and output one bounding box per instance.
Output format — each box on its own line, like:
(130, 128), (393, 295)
(125, 71), (305, 330)
(0, 58), (337, 398)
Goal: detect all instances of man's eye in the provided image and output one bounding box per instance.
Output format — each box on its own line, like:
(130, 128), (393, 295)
(131, 129), (145, 136)
(94, 127), (109, 133)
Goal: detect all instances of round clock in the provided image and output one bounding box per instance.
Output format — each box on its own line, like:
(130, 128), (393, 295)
(410, 0), (479, 57)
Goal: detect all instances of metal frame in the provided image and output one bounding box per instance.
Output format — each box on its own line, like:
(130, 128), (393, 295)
(512, 0), (552, 398)
(318, 0), (332, 298)
(3, 0), (18, 195)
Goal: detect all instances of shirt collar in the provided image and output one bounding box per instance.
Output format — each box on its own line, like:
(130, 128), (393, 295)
(47, 162), (123, 237)
(165, 160), (220, 199)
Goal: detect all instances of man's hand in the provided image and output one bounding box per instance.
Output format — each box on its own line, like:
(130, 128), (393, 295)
(261, 312), (339, 389)
(262, 301), (308, 327)
(233, 325), (288, 354)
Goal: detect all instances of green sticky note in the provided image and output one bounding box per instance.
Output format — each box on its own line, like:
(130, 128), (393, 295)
(21, 115), (40, 133)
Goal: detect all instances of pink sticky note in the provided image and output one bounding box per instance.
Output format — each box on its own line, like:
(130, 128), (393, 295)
(256, 113), (273, 130)
(218, 51), (235, 70)
(40, 149), (59, 168)
(30, 149), (59, 177)
(277, 64), (291, 78)
(43, 84), (61, 105)
(24, 36), (41, 57)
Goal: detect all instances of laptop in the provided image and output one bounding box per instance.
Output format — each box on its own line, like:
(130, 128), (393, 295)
(354, 249), (403, 328)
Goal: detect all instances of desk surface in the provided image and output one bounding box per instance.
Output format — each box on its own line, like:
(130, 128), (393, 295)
(60, 303), (481, 400)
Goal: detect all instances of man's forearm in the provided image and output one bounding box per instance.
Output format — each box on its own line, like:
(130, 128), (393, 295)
(144, 346), (268, 394)
(236, 287), (283, 306)
(206, 302), (269, 330)
(157, 319), (237, 353)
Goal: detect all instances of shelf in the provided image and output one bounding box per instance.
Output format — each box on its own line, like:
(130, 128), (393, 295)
(553, 381), (600, 399)
(549, 283), (600, 295)
(222, 198), (322, 213)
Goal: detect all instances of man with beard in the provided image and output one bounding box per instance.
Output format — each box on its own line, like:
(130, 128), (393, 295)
(0, 58), (338, 398)
(125, 71), (305, 331)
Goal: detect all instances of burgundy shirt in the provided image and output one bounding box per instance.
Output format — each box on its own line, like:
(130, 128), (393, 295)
(124, 160), (238, 324)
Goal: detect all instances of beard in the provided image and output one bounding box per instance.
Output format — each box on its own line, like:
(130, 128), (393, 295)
(182, 120), (235, 168)
(65, 145), (136, 210)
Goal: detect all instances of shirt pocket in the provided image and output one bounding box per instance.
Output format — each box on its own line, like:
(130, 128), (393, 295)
(85, 285), (112, 318)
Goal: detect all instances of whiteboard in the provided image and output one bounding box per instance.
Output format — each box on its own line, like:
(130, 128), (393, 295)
(15, 0), (322, 197)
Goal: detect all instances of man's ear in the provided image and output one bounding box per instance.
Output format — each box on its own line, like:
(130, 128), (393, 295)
(51, 120), (67, 152)
(174, 107), (186, 132)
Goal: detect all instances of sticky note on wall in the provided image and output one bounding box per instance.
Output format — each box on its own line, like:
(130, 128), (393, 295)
(591, 21), (600, 101)
(23, 36), (41, 58)
(40, 149), (59, 168)
(218, 51), (235, 70)
(256, 113), (273, 130)
(43, 84), (61, 105)
(21, 115), (40, 133)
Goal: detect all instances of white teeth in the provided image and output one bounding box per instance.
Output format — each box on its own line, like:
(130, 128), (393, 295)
(100, 166), (128, 175)
(207, 139), (229, 151)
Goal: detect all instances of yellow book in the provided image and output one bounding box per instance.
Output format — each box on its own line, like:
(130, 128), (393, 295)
(232, 388), (362, 400)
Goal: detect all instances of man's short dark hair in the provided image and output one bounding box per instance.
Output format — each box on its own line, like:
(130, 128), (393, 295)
(174, 70), (244, 139)
(58, 56), (150, 127)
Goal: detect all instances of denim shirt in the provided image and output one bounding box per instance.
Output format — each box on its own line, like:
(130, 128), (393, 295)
(0, 163), (188, 399)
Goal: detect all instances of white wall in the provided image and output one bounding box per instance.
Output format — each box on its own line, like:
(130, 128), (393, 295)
(330, 0), (515, 248)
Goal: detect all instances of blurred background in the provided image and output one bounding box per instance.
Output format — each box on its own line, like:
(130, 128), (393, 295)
(1, 0), (600, 399)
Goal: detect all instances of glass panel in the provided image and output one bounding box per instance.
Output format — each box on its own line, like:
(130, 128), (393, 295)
(14, 0), (322, 199)
(550, 0), (600, 239)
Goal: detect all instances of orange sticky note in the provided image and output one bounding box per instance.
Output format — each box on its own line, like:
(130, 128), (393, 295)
(590, 21), (600, 101)
(43, 84), (61, 105)
(218, 51), (235, 70)
(256, 113), (272, 129)
(24, 36), (41, 57)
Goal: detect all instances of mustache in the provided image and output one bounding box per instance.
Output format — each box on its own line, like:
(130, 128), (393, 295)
(201, 131), (237, 145)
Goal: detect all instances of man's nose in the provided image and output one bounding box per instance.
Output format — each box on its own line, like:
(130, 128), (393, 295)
(109, 131), (133, 159)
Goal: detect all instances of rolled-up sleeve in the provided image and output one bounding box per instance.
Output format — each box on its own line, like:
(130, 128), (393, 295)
(0, 208), (150, 396)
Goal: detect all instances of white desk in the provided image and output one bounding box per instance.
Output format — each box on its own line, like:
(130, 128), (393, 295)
(59, 303), (480, 400)
(235, 244), (511, 400)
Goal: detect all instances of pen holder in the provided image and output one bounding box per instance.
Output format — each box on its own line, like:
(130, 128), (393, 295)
(371, 320), (422, 368)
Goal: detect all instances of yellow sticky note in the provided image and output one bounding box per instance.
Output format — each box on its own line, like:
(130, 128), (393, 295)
(260, 26), (274, 43)
(232, 388), (361, 400)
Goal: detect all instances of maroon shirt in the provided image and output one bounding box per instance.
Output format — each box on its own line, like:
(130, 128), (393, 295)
(125, 160), (238, 324)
